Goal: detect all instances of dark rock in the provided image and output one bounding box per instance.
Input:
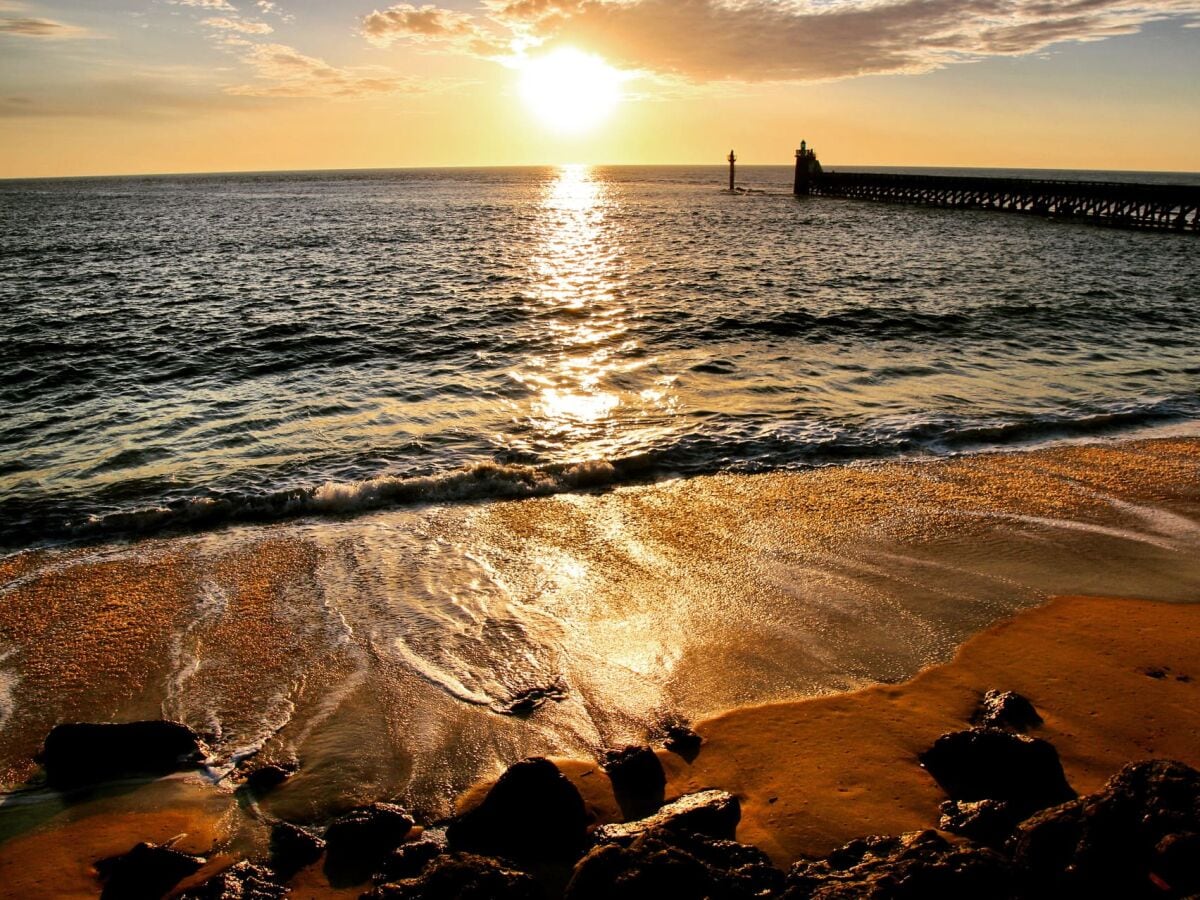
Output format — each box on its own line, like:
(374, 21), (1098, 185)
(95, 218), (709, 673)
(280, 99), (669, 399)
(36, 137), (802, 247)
(374, 840), (445, 883)
(938, 798), (1021, 848)
(593, 789), (740, 845)
(1154, 832), (1200, 895)
(602, 745), (666, 820)
(446, 758), (588, 862)
(40, 721), (207, 789)
(918, 727), (1075, 819)
(566, 827), (784, 900)
(323, 802), (415, 886)
(663, 723), (702, 762)
(177, 861), (286, 899)
(242, 762), (296, 796)
(784, 829), (1018, 899)
(971, 690), (1043, 732)
(368, 853), (544, 899)
(1013, 759), (1200, 898)
(268, 822), (324, 880)
(95, 841), (206, 900)
(496, 677), (569, 716)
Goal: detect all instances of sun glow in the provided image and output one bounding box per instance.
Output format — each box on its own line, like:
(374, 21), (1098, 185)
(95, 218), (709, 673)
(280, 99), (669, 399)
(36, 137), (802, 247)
(518, 48), (623, 135)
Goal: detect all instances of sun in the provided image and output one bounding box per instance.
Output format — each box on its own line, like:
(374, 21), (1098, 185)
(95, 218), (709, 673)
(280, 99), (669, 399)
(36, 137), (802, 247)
(518, 47), (623, 135)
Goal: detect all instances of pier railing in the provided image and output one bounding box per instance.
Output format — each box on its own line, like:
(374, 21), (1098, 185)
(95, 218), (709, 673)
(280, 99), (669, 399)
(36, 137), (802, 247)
(800, 171), (1200, 232)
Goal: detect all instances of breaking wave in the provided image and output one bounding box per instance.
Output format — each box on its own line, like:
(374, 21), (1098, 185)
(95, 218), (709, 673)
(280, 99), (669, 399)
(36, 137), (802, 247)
(2, 397), (1195, 549)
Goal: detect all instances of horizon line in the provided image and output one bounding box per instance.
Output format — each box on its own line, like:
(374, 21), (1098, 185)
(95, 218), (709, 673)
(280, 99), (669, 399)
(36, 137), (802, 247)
(3, 161), (1200, 183)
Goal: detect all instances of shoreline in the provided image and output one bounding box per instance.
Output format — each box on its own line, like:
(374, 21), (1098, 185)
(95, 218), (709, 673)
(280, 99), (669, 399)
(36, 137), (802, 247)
(5, 424), (1200, 556)
(657, 594), (1200, 866)
(0, 593), (1197, 896)
(0, 437), (1198, 801)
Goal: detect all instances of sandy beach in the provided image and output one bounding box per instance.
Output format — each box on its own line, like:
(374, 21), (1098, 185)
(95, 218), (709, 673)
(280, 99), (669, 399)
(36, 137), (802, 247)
(0, 437), (1197, 896)
(1, 592), (1198, 897)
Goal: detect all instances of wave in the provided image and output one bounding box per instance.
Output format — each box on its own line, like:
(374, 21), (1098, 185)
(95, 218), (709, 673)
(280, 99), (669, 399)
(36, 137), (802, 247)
(687, 299), (1200, 345)
(1, 399), (1195, 551)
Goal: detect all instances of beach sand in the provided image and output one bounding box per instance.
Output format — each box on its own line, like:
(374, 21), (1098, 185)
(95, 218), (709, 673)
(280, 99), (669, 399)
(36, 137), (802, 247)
(659, 593), (1200, 866)
(0, 438), (1198, 896)
(0, 595), (1197, 896)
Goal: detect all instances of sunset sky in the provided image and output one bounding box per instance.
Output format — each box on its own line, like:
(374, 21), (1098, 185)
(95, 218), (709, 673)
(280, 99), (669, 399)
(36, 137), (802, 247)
(2, 0), (1199, 177)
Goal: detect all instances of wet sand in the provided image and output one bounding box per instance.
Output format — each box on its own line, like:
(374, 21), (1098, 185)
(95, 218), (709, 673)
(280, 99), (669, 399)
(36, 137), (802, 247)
(0, 438), (1198, 895)
(661, 593), (1200, 866)
(2, 593), (1196, 897)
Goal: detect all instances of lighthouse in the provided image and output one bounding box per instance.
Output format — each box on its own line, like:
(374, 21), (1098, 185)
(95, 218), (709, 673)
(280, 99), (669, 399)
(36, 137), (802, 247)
(727, 149), (737, 192)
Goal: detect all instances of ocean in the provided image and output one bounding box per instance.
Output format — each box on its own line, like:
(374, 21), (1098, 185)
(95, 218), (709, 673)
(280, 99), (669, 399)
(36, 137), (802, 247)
(2, 164), (1199, 549)
(1, 165), (1200, 834)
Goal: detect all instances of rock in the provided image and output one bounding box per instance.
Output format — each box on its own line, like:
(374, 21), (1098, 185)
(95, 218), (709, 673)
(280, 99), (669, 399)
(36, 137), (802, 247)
(40, 721), (207, 789)
(918, 728), (1075, 818)
(95, 841), (206, 900)
(1013, 759), (1200, 898)
(323, 802), (415, 886)
(374, 840), (445, 883)
(784, 829), (1018, 899)
(496, 677), (569, 716)
(602, 746), (666, 820)
(663, 723), (702, 761)
(268, 822), (324, 880)
(446, 758), (588, 862)
(592, 790), (740, 845)
(971, 691), (1043, 732)
(566, 828), (784, 900)
(176, 861), (287, 899)
(937, 799), (1021, 848)
(368, 853), (544, 899)
(1154, 832), (1200, 895)
(242, 762), (296, 796)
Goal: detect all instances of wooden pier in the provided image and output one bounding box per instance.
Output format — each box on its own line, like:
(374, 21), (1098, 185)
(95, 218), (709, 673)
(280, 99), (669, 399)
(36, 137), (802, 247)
(791, 145), (1200, 233)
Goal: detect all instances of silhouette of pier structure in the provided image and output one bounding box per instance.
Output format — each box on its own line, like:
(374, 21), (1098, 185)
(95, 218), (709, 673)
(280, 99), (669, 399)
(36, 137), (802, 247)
(789, 142), (1199, 233)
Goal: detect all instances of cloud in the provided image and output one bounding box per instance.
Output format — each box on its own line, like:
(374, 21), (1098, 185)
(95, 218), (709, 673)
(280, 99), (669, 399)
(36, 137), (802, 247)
(363, 3), (478, 40)
(171, 0), (236, 8)
(362, 3), (512, 55)
(227, 41), (425, 96)
(0, 15), (87, 38)
(203, 15), (273, 34)
(0, 75), (248, 119)
(467, 0), (1200, 82)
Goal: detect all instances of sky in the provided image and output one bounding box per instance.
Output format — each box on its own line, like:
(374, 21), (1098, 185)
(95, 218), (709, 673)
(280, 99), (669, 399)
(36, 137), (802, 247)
(1, 0), (1199, 177)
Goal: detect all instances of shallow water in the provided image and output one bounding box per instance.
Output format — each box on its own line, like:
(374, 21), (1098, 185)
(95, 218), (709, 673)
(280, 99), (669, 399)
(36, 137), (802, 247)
(2, 165), (1199, 546)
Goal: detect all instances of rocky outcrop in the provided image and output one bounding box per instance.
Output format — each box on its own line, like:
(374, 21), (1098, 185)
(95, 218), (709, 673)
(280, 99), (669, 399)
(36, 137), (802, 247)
(39, 721), (207, 789)
(567, 827), (784, 900)
(784, 830), (1018, 899)
(1013, 759), (1200, 898)
(177, 861), (287, 899)
(268, 822), (324, 880)
(971, 691), (1043, 732)
(241, 762), (296, 797)
(602, 745), (666, 820)
(95, 841), (206, 900)
(937, 798), (1019, 848)
(593, 789), (740, 845)
(369, 852), (545, 899)
(375, 839), (446, 883)
(446, 758), (589, 862)
(919, 728), (1075, 819)
(323, 802), (415, 886)
(662, 722), (702, 761)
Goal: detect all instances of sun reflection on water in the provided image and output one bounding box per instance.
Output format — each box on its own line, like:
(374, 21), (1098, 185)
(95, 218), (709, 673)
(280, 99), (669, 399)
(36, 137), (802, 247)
(509, 165), (678, 455)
